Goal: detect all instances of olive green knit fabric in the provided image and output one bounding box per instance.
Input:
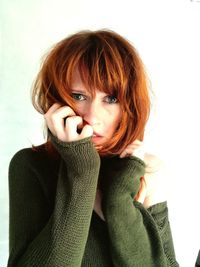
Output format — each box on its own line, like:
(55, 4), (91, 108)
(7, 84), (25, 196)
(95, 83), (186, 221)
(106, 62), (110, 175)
(8, 135), (179, 266)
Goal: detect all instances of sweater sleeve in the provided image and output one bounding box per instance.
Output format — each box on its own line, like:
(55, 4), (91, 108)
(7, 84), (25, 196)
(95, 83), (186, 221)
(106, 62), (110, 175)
(147, 202), (179, 266)
(101, 156), (170, 267)
(8, 136), (100, 267)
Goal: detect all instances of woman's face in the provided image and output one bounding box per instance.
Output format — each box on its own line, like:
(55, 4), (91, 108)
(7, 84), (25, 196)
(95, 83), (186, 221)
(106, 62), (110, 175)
(71, 71), (122, 146)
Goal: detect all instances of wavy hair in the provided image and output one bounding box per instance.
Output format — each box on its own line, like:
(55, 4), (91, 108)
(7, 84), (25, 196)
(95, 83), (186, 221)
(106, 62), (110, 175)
(32, 29), (150, 156)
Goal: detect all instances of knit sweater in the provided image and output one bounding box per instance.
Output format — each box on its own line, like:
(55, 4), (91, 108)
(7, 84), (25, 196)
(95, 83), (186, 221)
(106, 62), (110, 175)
(8, 134), (179, 267)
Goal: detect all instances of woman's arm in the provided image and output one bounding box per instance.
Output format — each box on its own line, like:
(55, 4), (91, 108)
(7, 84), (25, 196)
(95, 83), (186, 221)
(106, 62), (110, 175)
(8, 136), (100, 267)
(101, 156), (168, 267)
(101, 138), (179, 267)
(135, 153), (179, 266)
(147, 202), (179, 266)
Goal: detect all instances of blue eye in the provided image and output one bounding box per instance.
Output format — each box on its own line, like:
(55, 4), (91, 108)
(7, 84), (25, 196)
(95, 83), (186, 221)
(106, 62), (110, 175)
(104, 95), (118, 104)
(71, 93), (86, 101)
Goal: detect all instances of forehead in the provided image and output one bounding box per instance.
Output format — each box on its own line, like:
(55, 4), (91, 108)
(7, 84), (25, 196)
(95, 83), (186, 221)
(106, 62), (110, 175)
(71, 69), (113, 97)
(71, 81), (107, 99)
(71, 69), (84, 88)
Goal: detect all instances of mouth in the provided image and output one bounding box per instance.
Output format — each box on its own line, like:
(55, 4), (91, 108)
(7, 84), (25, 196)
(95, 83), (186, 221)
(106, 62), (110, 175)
(92, 131), (103, 137)
(92, 132), (104, 144)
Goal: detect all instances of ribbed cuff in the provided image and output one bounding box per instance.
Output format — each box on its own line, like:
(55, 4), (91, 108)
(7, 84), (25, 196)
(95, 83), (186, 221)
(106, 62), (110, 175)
(118, 162), (143, 197)
(128, 155), (146, 168)
(102, 156), (145, 199)
(49, 132), (100, 173)
(147, 201), (168, 225)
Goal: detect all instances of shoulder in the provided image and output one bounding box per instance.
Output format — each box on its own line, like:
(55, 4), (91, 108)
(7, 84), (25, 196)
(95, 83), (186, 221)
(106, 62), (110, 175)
(9, 145), (60, 169)
(9, 146), (59, 190)
(9, 147), (47, 182)
(9, 148), (36, 176)
(9, 147), (50, 171)
(10, 147), (41, 164)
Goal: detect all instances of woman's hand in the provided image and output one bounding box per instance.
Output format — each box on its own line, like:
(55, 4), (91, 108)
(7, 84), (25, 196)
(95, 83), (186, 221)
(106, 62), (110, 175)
(119, 139), (145, 160)
(120, 140), (167, 208)
(44, 103), (93, 142)
(136, 154), (168, 208)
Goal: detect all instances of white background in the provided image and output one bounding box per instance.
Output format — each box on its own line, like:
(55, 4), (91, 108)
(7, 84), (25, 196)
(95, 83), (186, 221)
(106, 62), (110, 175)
(1, 0), (200, 266)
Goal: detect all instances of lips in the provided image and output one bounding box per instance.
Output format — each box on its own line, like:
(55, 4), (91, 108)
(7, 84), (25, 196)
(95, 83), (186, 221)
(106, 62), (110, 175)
(92, 131), (102, 137)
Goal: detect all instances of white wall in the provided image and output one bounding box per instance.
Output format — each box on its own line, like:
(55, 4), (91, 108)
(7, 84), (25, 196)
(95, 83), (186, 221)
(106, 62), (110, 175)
(1, 0), (200, 266)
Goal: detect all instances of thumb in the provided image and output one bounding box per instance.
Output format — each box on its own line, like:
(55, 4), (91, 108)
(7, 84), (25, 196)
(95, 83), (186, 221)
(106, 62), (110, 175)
(134, 177), (147, 203)
(80, 124), (93, 138)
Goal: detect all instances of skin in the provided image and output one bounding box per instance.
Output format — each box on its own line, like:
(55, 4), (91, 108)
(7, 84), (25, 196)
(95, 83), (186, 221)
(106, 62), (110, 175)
(44, 71), (167, 208)
(44, 70), (122, 147)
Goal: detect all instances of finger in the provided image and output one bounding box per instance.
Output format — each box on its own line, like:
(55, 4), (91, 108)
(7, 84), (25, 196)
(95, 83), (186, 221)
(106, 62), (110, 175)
(44, 103), (62, 117)
(65, 116), (83, 139)
(126, 140), (142, 147)
(129, 139), (143, 146)
(52, 106), (76, 120)
(119, 147), (136, 158)
(44, 104), (62, 135)
(80, 124), (93, 138)
(119, 140), (144, 158)
(51, 108), (75, 138)
(119, 149), (132, 158)
(134, 177), (147, 203)
(125, 142), (144, 152)
(119, 150), (127, 158)
(124, 140), (143, 147)
(45, 105), (76, 139)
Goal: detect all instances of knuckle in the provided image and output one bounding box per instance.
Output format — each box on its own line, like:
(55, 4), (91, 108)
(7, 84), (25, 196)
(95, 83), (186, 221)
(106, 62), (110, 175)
(63, 106), (75, 115)
(51, 113), (58, 122)
(65, 116), (75, 124)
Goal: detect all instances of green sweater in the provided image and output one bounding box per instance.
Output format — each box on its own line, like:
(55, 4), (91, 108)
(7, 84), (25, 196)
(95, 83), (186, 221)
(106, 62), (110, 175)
(8, 134), (179, 267)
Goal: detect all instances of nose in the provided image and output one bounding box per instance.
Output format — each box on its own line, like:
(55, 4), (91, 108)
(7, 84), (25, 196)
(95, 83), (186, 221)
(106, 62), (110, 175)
(82, 101), (102, 126)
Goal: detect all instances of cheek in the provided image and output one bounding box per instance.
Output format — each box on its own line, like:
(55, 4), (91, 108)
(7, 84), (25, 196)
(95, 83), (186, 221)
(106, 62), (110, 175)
(73, 103), (85, 115)
(107, 107), (122, 128)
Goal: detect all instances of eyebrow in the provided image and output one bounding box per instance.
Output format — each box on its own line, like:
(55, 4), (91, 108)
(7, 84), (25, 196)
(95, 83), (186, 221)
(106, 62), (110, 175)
(71, 89), (87, 94)
(71, 89), (110, 97)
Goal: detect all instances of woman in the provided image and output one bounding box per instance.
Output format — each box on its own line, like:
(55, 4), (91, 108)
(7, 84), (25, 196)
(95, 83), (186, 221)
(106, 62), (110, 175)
(8, 29), (179, 266)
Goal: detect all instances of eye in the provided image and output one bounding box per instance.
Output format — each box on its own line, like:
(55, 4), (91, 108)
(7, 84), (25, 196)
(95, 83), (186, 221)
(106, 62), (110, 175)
(71, 93), (87, 101)
(104, 95), (118, 104)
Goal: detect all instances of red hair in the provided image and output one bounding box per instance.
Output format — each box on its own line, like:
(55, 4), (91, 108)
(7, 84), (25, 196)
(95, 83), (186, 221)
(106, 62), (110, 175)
(32, 29), (150, 156)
